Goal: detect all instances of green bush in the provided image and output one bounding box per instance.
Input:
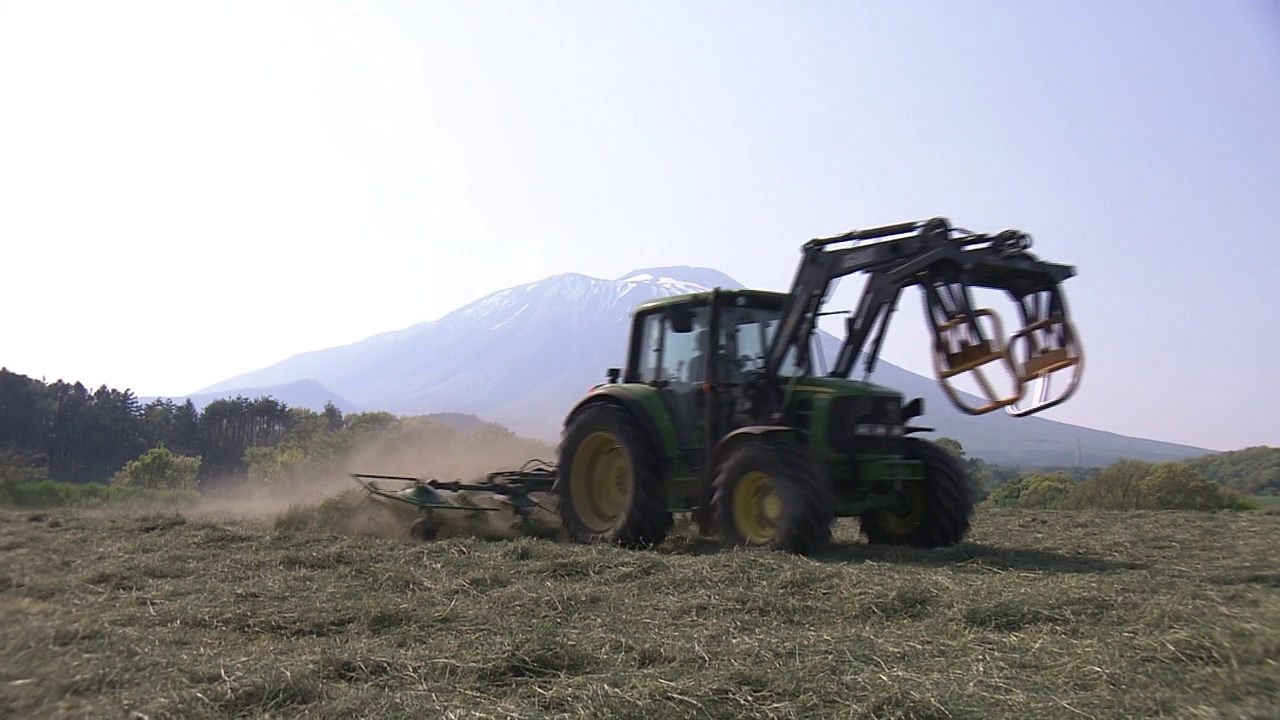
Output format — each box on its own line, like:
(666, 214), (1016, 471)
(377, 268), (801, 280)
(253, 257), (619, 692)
(981, 460), (1255, 511)
(987, 473), (1077, 509)
(111, 445), (201, 491)
(1057, 461), (1254, 510)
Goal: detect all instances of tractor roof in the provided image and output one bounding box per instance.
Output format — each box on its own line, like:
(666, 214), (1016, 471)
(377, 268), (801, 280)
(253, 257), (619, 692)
(631, 288), (787, 315)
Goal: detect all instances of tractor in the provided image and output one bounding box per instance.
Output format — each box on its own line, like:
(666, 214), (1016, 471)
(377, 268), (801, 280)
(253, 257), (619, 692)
(354, 217), (1082, 554)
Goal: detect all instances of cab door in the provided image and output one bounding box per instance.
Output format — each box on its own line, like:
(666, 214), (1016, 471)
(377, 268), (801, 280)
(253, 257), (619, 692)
(633, 304), (712, 456)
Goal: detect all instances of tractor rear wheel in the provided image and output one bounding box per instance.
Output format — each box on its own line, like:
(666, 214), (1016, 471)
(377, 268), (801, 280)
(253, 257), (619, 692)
(860, 437), (973, 548)
(555, 403), (672, 549)
(711, 437), (834, 555)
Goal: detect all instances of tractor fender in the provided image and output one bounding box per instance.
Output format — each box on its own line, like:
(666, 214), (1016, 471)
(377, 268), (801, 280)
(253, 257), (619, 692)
(701, 425), (796, 484)
(557, 387), (677, 489)
(558, 384), (680, 502)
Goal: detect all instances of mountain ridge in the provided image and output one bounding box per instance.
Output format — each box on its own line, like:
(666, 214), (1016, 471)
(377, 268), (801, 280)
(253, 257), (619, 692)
(142, 379), (360, 414)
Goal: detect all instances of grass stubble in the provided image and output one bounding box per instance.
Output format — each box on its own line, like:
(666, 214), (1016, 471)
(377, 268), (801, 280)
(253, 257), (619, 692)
(1, 490), (1276, 719)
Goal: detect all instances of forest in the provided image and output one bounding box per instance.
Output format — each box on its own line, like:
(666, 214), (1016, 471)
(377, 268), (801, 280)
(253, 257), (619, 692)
(0, 367), (332, 487)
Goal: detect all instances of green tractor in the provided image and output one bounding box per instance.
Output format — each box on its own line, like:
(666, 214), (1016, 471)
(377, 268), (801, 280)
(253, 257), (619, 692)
(353, 217), (1082, 554)
(552, 217), (1082, 554)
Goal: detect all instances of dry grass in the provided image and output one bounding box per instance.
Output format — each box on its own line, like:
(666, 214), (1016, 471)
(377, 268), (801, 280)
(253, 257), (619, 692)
(1, 503), (1277, 719)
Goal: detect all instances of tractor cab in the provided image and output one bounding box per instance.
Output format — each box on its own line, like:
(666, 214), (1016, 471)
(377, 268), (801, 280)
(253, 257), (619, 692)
(624, 290), (804, 388)
(620, 289), (861, 470)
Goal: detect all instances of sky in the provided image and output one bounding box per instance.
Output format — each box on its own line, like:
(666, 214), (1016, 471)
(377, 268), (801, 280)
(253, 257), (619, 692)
(0, 0), (1277, 451)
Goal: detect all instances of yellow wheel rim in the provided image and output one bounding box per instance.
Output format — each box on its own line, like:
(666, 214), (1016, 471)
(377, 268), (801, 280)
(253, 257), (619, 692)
(731, 471), (783, 545)
(875, 480), (926, 536)
(569, 431), (633, 532)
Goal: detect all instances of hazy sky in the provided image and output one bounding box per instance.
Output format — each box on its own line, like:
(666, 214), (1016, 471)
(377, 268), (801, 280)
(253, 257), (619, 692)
(1, 1), (1277, 451)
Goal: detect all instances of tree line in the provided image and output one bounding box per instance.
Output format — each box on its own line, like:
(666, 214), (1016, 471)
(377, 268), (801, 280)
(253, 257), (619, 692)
(0, 368), (555, 502)
(0, 367), (341, 487)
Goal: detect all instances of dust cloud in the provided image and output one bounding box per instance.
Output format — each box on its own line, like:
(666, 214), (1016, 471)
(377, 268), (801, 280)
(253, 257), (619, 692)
(186, 421), (564, 543)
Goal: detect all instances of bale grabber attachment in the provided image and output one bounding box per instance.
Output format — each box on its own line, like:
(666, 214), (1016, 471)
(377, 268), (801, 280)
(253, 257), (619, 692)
(350, 460), (558, 540)
(919, 229), (1084, 417)
(783, 217), (1084, 418)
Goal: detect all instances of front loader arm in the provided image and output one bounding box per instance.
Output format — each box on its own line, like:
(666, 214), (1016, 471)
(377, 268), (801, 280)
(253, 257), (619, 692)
(762, 217), (1083, 418)
(764, 218), (945, 380)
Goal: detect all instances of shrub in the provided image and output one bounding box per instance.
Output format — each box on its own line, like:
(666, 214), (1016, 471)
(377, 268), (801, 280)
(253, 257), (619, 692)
(1058, 461), (1253, 511)
(987, 473), (1077, 509)
(981, 460), (1256, 511)
(111, 445), (201, 491)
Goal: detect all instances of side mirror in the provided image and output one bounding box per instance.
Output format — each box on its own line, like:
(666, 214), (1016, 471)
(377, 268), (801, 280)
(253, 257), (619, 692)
(606, 367), (621, 384)
(902, 397), (924, 422)
(669, 305), (694, 334)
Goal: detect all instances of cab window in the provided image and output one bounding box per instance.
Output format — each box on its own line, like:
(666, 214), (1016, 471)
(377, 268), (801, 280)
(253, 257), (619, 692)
(720, 306), (804, 379)
(632, 306), (709, 383)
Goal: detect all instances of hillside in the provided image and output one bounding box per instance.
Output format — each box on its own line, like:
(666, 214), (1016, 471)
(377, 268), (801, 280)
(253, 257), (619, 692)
(195, 267), (1212, 467)
(1183, 445), (1280, 496)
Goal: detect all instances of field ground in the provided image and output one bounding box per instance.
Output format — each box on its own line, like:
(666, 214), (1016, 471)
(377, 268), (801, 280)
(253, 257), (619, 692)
(1, 501), (1277, 719)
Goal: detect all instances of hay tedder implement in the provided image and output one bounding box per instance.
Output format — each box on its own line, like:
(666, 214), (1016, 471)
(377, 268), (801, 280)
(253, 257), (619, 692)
(351, 461), (558, 539)
(353, 217), (1083, 554)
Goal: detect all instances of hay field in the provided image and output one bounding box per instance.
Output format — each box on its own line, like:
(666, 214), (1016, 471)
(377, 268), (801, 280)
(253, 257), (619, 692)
(1, 502), (1277, 719)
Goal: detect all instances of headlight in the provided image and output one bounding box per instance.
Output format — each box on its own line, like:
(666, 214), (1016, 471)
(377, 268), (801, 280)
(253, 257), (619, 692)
(854, 423), (903, 436)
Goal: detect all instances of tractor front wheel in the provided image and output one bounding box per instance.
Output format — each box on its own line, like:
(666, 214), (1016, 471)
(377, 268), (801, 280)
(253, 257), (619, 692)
(860, 437), (974, 548)
(555, 404), (672, 548)
(712, 437), (834, 555)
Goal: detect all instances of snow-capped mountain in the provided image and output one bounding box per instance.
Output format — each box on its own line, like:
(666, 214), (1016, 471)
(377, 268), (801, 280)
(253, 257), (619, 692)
(196, 266), (1210, 466)
(197, 266), (743, 433)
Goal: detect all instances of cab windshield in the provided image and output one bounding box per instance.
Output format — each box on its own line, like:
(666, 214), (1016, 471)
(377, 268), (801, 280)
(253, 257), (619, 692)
(630, 297), (808, 385)
(719, 304), (806, 380)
